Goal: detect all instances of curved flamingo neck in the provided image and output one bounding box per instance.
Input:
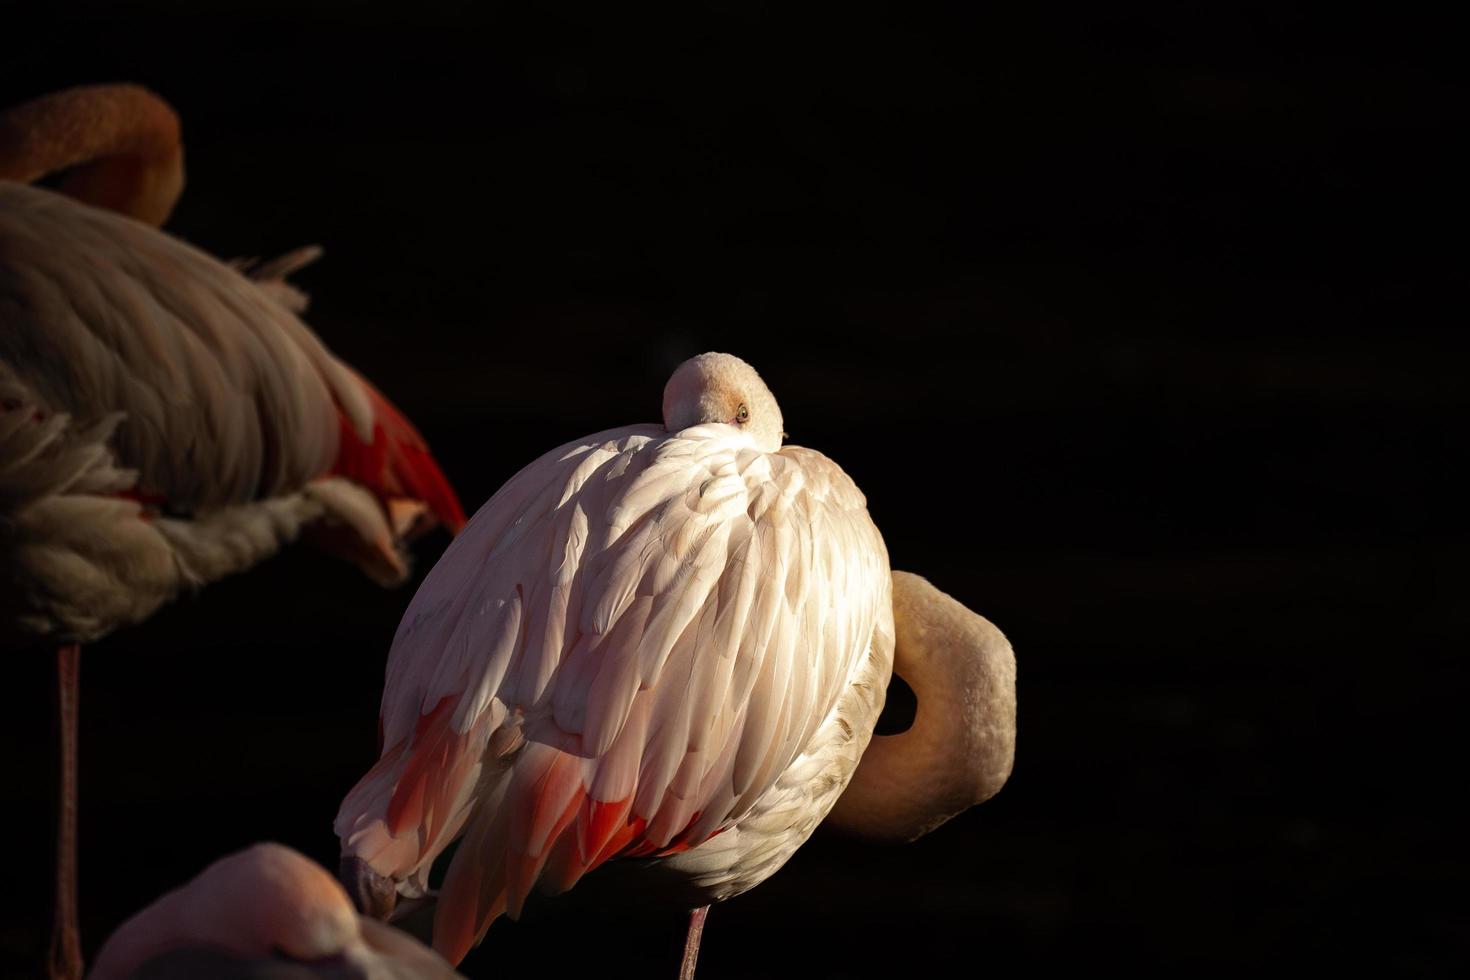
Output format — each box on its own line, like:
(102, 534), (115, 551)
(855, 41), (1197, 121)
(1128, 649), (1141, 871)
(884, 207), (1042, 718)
(0, 84), (184, 226)
(827, 571), (1017, 842)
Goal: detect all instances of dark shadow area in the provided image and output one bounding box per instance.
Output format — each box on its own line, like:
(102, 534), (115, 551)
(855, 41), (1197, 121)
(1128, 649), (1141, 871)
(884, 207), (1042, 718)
(873, 674), (917, 737)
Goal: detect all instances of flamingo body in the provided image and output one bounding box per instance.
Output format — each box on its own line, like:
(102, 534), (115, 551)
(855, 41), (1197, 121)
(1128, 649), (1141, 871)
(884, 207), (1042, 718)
(0, 181), (464, 646)
(336, 360), (896, 963)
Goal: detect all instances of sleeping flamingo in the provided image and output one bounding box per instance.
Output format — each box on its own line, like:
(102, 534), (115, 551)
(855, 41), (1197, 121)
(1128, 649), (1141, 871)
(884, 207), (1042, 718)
(335, 353), (1017, 975)
(0, 84), (465, 980)
(90, 843), (464, 980)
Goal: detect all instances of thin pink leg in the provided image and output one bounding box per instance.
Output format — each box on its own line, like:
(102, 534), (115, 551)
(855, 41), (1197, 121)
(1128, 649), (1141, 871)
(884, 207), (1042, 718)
(678, 905), (709, 980)
(49, 644), (82, 980)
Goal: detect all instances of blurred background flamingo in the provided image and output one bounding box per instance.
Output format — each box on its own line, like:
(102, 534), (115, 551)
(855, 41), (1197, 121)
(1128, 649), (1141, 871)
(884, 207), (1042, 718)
(0, 84), (465, 980)
(90, 843), (463, 980)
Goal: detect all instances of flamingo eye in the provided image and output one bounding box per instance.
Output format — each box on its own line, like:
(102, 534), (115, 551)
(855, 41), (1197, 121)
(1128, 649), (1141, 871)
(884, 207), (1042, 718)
(735, 403), (749, 423)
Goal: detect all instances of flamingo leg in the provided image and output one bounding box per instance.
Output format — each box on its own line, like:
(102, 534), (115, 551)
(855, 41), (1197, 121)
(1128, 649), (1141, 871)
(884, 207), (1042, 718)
(49, 644), (82, 980)
(678, 905), (709, 980)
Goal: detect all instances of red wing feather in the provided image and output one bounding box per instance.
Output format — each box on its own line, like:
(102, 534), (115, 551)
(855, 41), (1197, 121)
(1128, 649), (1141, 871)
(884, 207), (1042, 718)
(332, 375), (466, 534)
(430, 743), (721, 965)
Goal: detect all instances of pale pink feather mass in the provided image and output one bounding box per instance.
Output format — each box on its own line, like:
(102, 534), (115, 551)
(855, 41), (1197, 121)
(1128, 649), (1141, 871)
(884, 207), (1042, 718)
(337, 353), (902, 964)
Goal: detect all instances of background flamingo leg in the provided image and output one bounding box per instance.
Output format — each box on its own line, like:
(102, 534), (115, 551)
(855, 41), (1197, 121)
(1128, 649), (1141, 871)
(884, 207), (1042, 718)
(49, 643), (82, 980)
(678, 905), (709, 980)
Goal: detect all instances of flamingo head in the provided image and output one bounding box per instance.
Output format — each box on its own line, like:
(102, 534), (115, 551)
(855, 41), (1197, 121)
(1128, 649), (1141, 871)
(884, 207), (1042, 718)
(662, 352), (785, 452)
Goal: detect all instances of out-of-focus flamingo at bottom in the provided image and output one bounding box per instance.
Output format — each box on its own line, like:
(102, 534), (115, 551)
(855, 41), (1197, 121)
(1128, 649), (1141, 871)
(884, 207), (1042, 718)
(89, 844), (463, 980)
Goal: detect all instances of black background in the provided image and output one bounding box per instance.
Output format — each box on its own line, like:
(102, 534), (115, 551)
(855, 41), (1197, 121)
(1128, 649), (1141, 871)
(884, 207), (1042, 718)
(1, 3), (1464, 977)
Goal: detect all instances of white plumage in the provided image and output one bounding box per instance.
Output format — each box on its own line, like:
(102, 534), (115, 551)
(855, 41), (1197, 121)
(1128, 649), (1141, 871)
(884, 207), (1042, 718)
(337, 355), (896, 964)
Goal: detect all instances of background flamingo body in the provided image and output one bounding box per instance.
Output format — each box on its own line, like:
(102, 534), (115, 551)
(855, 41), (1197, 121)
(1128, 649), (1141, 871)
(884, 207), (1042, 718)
(0, 180), (464, 645)
(0, 83), (464, 980)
